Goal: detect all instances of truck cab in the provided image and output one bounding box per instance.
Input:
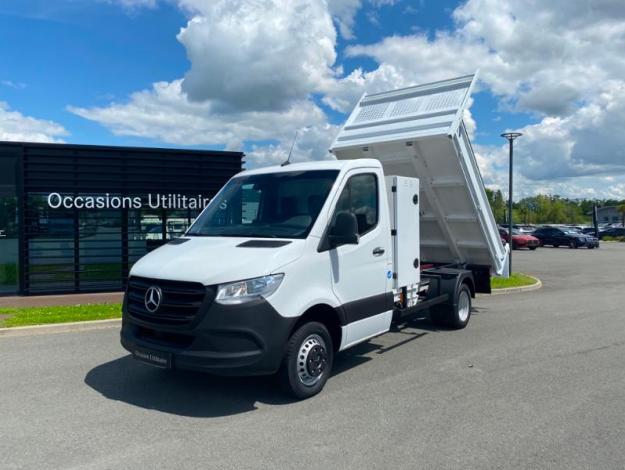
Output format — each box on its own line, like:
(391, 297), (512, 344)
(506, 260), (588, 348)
(122, 159), (402, 397)
(121, 73), (507, 398)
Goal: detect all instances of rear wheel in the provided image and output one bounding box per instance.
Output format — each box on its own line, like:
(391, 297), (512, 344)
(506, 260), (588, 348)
(430, 283), (472, 329)
(279, 322), (333, 399)
(553, 243), (560, 248)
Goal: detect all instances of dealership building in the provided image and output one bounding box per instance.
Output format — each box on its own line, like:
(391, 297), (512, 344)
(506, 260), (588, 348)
(0, 142), (243, 296)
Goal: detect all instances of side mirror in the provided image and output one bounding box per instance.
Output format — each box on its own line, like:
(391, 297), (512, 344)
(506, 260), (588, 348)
(329, 212), (359, 247)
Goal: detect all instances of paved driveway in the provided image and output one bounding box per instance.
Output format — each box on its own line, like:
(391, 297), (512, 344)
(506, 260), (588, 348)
(2, 244), (625, 469)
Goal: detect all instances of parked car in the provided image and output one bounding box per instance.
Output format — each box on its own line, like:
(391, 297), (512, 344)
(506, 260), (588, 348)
(599, 227), (625, 240)
(581, 227), (598, 235)
(511, 224), (536, 234)
(499, 228), (540, 250)
(532, 227), (599, 249)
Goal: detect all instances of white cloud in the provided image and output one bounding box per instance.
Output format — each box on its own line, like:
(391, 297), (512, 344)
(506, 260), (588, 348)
(475, 83), (625, 200)
(1, 80), (27, 90)
(0, 102), (68, 142)
(476, 81), (625, 188)
(475, 142), (625, 201)
(105, 0), (158, 10)
(177, 0), (338, 112)
(68, 80), (333, 161)
(327, 0), (402, 39)
(327, 0), (362, 39)
(246, 124), (339, 168)
(341, 0), (625, 115)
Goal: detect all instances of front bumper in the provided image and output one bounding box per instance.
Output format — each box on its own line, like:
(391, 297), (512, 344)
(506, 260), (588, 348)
(120, 290), (296, 376)
(579, 238), (600, 248)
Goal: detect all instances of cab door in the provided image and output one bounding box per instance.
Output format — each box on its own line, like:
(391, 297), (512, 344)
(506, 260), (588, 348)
(325, 169), (392, 349)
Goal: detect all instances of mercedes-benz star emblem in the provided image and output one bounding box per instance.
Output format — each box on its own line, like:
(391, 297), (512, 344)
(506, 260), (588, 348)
(144, 286), (162, 313)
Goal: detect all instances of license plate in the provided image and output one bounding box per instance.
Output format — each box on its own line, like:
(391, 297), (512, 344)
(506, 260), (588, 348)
(132, 346), (172, 369)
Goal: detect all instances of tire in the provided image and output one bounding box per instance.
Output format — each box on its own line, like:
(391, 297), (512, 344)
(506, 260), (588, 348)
(279, 322), (333, 399)
(588, 245), (595, 249)
(430, 283), (472, 329)
(529, 246), (537, 251)
(553, 243), (560, 248)
(569, 239), (578, 249)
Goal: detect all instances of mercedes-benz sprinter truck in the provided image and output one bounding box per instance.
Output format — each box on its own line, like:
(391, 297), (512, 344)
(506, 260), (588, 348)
(120, 73), (508, 398)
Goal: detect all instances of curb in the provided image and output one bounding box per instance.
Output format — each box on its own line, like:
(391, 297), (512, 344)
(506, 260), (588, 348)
(0, 318), (121, 338)
(488, 275), (542, 296)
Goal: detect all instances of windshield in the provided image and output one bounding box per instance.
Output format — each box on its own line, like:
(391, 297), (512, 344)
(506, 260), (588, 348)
(186, 170), (339, 239)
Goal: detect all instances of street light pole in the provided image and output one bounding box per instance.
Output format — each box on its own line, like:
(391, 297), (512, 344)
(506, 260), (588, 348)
(501, 132), (522, 276)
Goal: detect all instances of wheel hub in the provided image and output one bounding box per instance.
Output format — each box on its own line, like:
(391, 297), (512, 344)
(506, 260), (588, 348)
(297, 335), (328, 386)
(458, 290), (471, 323)
(306, 345), (327, 377)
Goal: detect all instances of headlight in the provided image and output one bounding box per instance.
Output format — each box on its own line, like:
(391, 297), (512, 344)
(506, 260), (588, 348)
(215, 274), (284, 305)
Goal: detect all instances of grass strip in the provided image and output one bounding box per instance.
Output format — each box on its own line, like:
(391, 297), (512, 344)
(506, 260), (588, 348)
(491, 272), (538, 289)
(0, 303), (122, 328)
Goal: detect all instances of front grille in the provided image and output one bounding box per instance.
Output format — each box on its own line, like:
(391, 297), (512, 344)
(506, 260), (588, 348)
(127, 276), (211, 325)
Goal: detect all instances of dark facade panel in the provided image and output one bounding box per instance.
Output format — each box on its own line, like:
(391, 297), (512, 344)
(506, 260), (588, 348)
(0, 141), (243, 295)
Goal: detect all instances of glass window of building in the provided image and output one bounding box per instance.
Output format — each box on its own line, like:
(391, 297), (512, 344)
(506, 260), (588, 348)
(0, 156), (18, 294)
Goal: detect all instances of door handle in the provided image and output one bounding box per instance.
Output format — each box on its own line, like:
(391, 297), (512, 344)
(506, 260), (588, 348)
(372, 247), (385, 256)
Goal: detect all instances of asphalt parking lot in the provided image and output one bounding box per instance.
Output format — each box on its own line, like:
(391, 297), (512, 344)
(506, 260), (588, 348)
(2, 244), (625, 470)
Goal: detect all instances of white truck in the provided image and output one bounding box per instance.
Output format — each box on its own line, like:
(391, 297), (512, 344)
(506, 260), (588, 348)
(121, 73), (508, 398)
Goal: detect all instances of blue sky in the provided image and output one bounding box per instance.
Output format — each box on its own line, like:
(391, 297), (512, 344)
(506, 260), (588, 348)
(0, 0), (189, 146)
(1, 0), (624, 199)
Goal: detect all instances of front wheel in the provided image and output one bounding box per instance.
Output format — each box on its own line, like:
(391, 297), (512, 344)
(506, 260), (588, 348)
(279, 322), (333, 399)
(529, 246), (538, 251)
(430, 283), (472, 329)
(569, 239), (578, 249)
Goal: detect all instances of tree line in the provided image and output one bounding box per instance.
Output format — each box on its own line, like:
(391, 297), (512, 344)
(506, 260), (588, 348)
(485, 189), (625, 225)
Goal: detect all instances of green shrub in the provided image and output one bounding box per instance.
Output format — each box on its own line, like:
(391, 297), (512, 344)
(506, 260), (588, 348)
(601, 236), (625, 242)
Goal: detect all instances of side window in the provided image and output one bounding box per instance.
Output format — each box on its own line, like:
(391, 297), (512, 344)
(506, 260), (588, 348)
(333, 173), (378, 235)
